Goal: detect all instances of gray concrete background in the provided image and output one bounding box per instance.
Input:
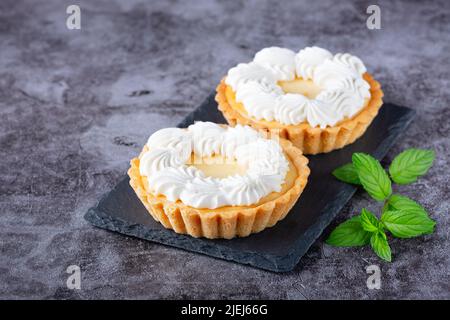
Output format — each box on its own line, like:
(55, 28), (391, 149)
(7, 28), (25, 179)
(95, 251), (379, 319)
(0, 0), (449, 299)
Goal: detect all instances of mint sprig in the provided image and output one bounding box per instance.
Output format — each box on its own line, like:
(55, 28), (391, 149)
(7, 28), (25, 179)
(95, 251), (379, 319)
(384, 194), (428, 217)
(327, 148), (436, 262)
(326, 216), (371, 247)
(352, 153), (392, 201)
(360, 208), (381, 233)
(370, 231), (392, 262)
(332, 163), (361, 185)
(389, 149), (435, 185)
(381, 210), (435, 238)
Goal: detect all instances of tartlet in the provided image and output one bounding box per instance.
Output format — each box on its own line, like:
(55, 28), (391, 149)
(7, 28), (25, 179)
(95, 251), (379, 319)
(128, 122), (310, 239)
(215, 46), (384, 154)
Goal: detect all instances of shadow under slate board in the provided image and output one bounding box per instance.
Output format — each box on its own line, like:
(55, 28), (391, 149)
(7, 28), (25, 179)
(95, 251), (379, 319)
(85, 93), (415, 272)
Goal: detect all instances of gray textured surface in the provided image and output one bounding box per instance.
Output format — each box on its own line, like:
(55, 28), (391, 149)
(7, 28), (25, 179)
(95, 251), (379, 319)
(0, 0), (449, 299)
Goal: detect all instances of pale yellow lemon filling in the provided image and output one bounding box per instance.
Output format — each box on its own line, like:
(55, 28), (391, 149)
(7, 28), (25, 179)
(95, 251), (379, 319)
(187, 153), (297, 207)
(187, 154), (247, 178)
(141, 151), (298, 210)
(278, 78), (322, 99)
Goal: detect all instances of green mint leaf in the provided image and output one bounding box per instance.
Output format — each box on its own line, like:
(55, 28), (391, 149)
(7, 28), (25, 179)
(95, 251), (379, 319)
(352, 153), (392, 201)
(384, 194), (428, 217)
(370, 231), (392, 262)
(389, 148), (435, 185)
(381, 210), (436, 238)
(326, 216), (371, 247)
(332, 163), (361, 185)
(360, 208), (381, 233)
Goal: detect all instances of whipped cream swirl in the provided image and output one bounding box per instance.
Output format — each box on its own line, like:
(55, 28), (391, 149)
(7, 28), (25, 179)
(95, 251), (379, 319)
(140, 122), (289, 209)
(225, 46), (371, 128)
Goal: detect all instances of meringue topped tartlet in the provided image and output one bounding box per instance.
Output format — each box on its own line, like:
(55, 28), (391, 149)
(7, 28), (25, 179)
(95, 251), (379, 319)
(216, 46), (383, 154)
(128, 122), (309, 239)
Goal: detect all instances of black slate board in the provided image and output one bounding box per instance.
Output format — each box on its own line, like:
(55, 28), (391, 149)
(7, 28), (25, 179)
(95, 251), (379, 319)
(85, 93), (415, 272)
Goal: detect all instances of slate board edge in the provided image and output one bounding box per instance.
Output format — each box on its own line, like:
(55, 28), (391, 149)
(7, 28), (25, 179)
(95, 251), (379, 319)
(84, 97), (416, 272)
(176, 92), (217, 127)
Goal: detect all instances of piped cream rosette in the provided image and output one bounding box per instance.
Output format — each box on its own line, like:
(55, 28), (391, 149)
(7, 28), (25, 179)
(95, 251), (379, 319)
(216, 46), (384, 154)
(128, 122), (310, 239)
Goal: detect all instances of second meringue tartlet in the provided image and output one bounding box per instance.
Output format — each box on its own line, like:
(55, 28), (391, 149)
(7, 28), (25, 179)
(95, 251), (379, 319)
(216, 46), (384, 154)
